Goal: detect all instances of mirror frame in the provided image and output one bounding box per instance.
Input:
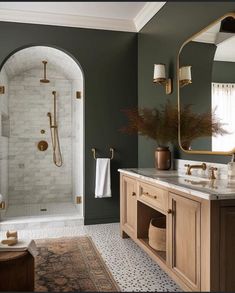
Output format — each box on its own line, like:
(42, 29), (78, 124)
(177, 12), (235, 155)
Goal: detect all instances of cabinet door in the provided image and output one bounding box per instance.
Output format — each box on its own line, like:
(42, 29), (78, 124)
(120, 176), (137, 238)
(169, 192), (201, 291)
(220, 207), (235, 292)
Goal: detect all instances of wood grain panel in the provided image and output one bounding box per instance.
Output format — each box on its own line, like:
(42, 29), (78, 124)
(120, 175), (137, 238)
(220, 206), (235, 292)
(169, 192), (201, 291)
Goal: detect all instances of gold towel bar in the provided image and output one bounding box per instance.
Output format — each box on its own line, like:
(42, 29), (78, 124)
(91, 148), (114, 160)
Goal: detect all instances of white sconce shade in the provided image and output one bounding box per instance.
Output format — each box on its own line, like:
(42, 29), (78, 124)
(153, 63), (172, 94)
(179, 65), (192, 87)
(153, 64), (166, 82)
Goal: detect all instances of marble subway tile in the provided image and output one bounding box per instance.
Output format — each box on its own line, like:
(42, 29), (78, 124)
(8, 69), (73, 204)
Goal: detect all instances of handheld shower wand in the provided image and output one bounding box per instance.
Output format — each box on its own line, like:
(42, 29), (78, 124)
(47, 91), (63, 167)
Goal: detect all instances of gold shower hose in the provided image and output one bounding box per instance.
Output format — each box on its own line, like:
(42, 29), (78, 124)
(47, 91), (63, 167)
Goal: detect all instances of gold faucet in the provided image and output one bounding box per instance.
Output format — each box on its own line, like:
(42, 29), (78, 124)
(184, 163), (207, 175)
(209, 167), (218, 180)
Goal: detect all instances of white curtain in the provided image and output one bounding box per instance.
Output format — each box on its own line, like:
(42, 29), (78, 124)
(212, 82), (235, 151)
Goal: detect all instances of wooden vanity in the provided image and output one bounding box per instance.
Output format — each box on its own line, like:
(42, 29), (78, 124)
(119, 169), (235, 292)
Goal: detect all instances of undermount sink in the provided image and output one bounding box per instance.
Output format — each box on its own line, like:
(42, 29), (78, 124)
(168, 175), (218, 190)
(153, 173), (210, 182)
(175, 175), (210, 182)
(181, 178), (211, 186)
(128, 169), (211, 182)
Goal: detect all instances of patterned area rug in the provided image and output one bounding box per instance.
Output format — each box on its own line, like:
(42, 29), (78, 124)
(35, 236), (120, 292)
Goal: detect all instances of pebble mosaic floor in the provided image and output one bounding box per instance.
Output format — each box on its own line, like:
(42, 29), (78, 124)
(0, 222), (181, 292)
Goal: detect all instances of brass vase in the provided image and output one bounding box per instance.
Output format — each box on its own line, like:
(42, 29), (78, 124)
(155, 146), (171, 170)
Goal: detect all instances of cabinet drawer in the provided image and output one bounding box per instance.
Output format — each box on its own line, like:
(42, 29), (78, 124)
(138, 181), (168, 212)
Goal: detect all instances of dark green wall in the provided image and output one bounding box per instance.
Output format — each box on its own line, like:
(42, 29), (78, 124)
(138, 2), (235, 166)
(212, 61), (235, 82)
(0, 21), (138, 224)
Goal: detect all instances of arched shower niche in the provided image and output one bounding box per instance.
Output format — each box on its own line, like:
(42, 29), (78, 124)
(0, 46), (84, 224)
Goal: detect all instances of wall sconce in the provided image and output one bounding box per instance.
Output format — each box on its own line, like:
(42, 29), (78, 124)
(153, 64), (172, 95)
(179, 66), (192, 88)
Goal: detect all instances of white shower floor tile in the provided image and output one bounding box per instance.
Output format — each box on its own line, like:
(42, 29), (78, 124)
(0, 202), (83, 230)
(4, 202), (78, 218)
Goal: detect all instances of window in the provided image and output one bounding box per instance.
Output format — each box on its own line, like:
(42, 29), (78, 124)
(212, 83), (235, 151)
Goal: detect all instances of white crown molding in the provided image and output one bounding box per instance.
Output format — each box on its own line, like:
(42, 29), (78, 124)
(0, 8), (137, 32)
(134, 2), (166, 32)
(0, 2), (166, 33)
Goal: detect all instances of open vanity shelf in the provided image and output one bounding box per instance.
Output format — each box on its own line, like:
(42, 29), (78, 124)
(137, 201), (166, 262)
(119, 170), (235, 292)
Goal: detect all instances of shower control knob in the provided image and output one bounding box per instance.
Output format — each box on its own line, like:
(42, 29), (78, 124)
(38, 140), (48, 151)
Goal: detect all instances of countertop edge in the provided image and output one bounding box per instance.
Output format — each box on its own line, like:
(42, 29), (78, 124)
(118, 169), (235, 201)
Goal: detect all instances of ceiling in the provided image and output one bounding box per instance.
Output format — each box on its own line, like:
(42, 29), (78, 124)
(0, 2), (166, 32)
(3, 46), (83, 80)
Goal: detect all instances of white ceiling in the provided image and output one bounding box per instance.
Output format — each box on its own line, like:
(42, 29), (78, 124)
(3, 46), (83, 80)
(0, 2), (166, 32)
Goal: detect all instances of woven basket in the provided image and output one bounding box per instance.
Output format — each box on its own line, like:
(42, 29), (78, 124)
(148, 217), (166, 251)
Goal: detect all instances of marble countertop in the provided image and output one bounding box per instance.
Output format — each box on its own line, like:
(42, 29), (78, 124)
(118, 168), (235, 200)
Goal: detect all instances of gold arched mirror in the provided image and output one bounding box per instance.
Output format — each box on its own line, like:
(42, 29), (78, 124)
(178, 13), (235, 155)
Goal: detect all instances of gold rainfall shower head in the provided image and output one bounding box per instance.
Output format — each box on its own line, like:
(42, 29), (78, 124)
(40, 60), (50, 83)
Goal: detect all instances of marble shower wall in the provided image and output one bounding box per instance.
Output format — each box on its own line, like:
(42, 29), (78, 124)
(8, 68), (73, 204)
(0, 68), (9, 209)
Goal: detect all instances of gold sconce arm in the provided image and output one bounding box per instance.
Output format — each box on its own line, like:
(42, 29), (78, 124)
(153, 78), (172, 95)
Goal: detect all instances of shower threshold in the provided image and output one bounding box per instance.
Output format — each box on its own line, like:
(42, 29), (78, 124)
(0, 202), (83, 230)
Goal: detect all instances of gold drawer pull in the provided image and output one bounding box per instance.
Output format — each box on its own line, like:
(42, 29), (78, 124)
(142, 191), (157, 199)
(132, 192), (136, 196)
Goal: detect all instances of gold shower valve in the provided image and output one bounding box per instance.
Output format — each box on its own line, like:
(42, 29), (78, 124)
(38, 140), (48, 151)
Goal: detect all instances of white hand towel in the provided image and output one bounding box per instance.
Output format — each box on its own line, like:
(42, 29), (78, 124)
(95, 158), (112, 198)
